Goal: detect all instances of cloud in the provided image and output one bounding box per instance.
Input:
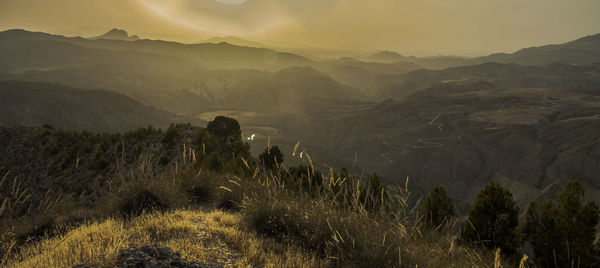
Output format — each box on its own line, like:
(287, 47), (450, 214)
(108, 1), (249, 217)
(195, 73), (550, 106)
(1, 0), (600, 55)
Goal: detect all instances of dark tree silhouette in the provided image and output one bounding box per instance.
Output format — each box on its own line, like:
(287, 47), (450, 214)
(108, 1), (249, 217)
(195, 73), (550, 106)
(206, 116), (247, 159)
(423, 186), (455, 227)
(460, 181), (520, 256)
(206, 116), (241, 143)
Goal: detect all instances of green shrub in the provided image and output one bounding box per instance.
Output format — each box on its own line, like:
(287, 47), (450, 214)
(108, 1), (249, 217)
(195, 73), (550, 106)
(161, 125), (180, 146)
(204, 152), (225, 172)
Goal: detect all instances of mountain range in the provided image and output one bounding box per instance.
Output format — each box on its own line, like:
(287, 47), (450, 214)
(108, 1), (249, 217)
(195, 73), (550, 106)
(1, 28), (600, 209)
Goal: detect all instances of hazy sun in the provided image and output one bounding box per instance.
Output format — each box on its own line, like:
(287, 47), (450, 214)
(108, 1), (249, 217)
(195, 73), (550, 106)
(214, 0), (248, 5)
(137, 0), (288, 37)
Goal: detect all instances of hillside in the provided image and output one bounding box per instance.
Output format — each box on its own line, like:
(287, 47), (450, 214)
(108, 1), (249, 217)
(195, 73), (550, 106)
(0, 29), (311, 71)
(374, 62), (600, 100)
(0, 123), (503, 267)
(0, 81), (177, 132)
(284, 81), (600, 211)
(0, 29), (370, 115)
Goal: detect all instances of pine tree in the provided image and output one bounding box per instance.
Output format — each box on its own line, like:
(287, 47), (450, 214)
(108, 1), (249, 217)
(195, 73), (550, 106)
(525, 181), (600, 267)
(460, 181), (520, 255)
(522, 200), (563, 267)
(423, 186), (455, 227)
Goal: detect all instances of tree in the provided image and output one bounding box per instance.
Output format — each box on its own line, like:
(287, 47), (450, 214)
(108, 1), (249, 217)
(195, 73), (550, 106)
(206, 116), (247, 160)
(522, 201), (563, 267)
(206, 116), (241, 143)
(423, 186), (455, 227)
(524, 181), (599, 267)
(259, 145), (283, 170)
(460, 181), (520, 255)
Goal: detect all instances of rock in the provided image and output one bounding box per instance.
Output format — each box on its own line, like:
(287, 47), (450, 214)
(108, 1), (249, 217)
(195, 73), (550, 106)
(73, 245), (222, 268)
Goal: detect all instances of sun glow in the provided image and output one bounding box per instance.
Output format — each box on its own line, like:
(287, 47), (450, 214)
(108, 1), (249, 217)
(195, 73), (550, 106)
(214, 0), (248, 5)
(136, 0), (289, 37)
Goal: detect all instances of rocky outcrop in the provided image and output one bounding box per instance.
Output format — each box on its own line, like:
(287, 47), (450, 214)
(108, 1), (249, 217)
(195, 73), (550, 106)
(73, 245), (222, 268)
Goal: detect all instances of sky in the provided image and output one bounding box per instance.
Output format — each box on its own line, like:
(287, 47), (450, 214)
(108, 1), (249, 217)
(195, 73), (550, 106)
(1, 0), (599, 56)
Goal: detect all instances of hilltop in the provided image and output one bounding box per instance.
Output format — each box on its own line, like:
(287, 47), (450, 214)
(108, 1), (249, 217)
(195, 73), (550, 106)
(93, 28), (140, 41)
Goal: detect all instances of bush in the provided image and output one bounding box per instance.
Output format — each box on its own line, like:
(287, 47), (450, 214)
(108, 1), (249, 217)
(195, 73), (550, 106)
(119, 190), (169, 218)
(192, 128), (219, 157)
(161, 126), (180, 146)
(216, 182), (245, 211)
(204, 152), (225, 172)
(259, 145), (283, 170)
(158, 155), (170, 166)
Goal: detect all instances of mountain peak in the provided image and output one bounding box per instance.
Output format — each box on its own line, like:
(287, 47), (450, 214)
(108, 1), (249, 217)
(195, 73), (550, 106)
(368, 50), (408, 63)
(94, 28), (140, 41)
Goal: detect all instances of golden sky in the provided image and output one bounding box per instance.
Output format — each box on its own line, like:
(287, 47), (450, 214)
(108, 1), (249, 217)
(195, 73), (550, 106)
(1, 0), (599, 56)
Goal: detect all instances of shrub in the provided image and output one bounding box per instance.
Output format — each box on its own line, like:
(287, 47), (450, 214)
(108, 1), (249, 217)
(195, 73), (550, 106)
(180, 173), (216, 205)
(216, 183), (245, 211)
(204, 152), (225, 172)
(192, 128), (219, 157)
(161, 125), (180, 146)
(119, 190), (169, 218)
(158, 155), (170, 166)
(259, 145), (283, 170)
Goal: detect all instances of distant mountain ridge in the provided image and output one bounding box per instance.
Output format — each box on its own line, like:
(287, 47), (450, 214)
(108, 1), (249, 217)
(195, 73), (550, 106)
(474, 32), (600, 66)
(0, 29), (311, 71)
(202, 36), (266, 48)
(367, 50), (412, 63)
(93, 28), (140, 41)
(0, 81), (178, 132)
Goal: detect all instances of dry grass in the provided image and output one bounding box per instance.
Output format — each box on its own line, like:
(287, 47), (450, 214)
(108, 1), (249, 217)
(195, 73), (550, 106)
(0, 126), (523, 267)
(4, 209), (324, 268)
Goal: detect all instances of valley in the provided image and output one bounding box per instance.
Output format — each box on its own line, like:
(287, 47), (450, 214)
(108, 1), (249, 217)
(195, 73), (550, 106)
(1, 28), (600, 211)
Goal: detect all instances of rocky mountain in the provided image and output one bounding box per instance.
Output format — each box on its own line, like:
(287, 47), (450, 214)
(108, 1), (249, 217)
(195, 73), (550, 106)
(0, 81), (178, 132)
(0, 29), (311, 71)
(93, 28), (140, 41)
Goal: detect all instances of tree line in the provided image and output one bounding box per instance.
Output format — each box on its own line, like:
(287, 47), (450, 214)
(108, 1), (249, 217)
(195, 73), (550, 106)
(424, 181), (600, 267)
(207, 116), (600, 267)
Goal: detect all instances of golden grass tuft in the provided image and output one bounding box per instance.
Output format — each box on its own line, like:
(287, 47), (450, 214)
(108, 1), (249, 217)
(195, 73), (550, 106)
(4, 209), (326, 267)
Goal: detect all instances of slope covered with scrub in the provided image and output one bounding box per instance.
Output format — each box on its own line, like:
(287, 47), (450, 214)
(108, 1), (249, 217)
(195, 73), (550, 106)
(0, 120), (507, 267)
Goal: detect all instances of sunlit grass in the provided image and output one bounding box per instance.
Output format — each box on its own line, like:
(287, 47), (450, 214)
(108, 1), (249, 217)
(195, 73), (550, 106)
(4, 208), (330, 267)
